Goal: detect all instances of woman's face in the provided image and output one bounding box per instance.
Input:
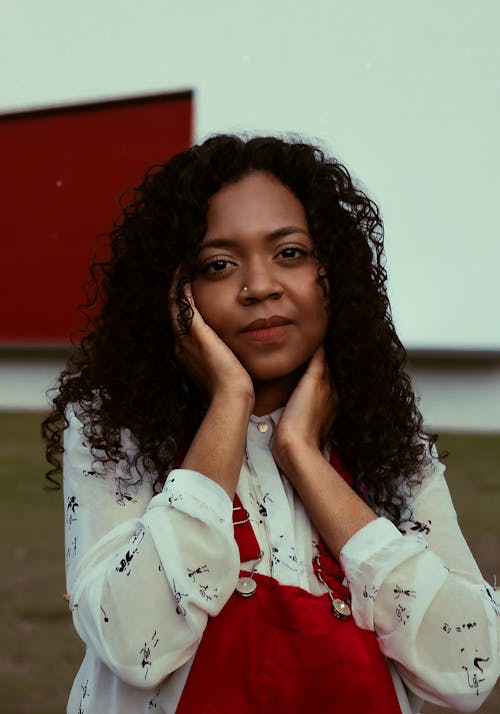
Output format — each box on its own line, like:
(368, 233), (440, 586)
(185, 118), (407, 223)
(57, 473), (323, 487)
(191, 171), (329, 382)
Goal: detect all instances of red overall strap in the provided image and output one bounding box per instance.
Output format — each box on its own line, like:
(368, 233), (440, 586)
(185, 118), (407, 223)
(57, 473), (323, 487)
(232, 493), (261, 562)
(233, 448), (358, 607)
(231, 447), (355, 587)
(176, 445), (356, 571)
(174, 445), (262, 562)
(175, 441), (355, 582)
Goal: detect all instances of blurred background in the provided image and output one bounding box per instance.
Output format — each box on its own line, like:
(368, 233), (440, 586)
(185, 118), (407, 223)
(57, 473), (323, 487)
(1, 1), (498, 712)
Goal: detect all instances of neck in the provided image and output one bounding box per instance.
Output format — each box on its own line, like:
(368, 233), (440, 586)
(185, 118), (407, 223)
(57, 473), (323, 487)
(252, 367), (303, 416)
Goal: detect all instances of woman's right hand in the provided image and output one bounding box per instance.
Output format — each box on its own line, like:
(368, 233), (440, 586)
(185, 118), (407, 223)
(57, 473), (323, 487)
(171, 281), (253, 497)
(171, 282), (255, 405)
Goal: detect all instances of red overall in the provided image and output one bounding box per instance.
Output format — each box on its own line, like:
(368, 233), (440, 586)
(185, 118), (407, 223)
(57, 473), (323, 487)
(176, 453), (401, 713)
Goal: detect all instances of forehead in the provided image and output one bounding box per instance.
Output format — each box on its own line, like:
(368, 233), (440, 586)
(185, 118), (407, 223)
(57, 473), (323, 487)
(204, 171), (308, 237)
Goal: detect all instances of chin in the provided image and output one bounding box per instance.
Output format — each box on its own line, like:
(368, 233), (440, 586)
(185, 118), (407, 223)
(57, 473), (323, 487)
(245, 359), (306, 384)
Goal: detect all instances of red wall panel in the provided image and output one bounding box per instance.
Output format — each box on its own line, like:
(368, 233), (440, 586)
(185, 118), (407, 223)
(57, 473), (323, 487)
(0, 91), (193, 344)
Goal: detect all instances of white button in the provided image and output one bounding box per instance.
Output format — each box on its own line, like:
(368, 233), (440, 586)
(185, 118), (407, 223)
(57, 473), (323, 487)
(257, 422), (268, 433)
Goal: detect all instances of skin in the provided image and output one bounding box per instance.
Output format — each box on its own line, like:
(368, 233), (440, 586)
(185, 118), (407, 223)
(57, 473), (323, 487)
(173, 171), (376, 559)
(191, 170), (330, 413)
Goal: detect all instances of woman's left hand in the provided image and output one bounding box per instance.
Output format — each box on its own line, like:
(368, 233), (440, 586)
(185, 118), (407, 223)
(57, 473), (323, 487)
(273, 346), (376, 557)
(272, 345), (337, 472)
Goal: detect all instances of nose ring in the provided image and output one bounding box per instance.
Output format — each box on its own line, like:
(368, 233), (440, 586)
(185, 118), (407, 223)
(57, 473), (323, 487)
(241, 286), (249, 293)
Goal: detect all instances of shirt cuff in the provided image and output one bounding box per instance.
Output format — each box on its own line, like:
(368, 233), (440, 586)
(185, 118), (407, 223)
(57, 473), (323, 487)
(340, 517), (404, 567)
(146, 468), (234, 526)
(340, 517), (429, 631)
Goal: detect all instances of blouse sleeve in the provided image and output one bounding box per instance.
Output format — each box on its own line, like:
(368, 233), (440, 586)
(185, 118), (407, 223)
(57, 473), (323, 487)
(63, 405), (240, 689)
(339, 456), (499, 712)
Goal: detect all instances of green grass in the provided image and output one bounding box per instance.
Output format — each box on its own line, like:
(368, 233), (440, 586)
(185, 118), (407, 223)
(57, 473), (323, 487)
(432, 432), (500, 538)
(0, 413), (84, 714)
(0, 413), (498, 714)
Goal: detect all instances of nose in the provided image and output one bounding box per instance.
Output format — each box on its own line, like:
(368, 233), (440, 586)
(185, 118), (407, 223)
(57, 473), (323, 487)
(238, 259), (283, 304)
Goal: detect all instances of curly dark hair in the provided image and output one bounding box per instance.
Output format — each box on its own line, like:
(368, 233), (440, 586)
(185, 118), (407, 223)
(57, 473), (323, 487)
(42, 134), (434, 523)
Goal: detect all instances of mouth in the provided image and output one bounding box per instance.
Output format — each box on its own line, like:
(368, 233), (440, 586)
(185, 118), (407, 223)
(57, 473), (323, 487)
(241, 315), (292, 332)
(240, 315), (293, 343)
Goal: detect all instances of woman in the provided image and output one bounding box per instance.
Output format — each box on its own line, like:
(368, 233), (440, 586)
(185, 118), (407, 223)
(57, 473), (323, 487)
(43, 134), (499, 713)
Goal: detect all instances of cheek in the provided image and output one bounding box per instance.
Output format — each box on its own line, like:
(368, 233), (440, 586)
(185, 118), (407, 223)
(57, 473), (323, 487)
(302, 274), (330, 316)
(191, 282), (229, 334)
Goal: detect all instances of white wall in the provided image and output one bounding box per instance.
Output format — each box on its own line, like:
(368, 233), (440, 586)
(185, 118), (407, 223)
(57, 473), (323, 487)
(1, 356), (499, 433)
(1, 0), (499, 349)
(410, 360), (500, 432)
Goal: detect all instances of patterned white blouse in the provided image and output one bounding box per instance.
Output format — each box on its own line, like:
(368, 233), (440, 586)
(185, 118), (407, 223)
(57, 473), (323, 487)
(63, 404), (499, 714)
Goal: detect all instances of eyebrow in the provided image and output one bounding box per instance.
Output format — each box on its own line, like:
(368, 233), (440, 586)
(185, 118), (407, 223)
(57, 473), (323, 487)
(199, 226), (310, 250)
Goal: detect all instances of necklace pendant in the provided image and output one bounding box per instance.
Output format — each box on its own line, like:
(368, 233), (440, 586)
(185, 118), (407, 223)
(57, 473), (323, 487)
(236, 576), (257, 597)
(332, 598), (351, 620)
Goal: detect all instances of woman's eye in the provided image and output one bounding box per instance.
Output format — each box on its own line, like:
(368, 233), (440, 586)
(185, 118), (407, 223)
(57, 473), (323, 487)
(210, 260), (228, 272)
(278, 246), (307, 260)
(203, 258), (233, 274)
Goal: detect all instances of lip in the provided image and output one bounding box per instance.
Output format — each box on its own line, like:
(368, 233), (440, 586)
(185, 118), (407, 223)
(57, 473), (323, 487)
(241, 315), (292, 333)
(240, 315), (293, 343)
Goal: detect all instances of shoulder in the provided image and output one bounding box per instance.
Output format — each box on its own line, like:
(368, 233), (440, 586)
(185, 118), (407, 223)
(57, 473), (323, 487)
(401, 442), (445, 497)
(373, 440), (448, 523)
(63, 402), (155, 489)
(395, 442), (459, 536)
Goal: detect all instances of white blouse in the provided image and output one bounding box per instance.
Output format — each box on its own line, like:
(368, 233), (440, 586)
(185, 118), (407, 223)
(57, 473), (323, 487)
(63, 404), (499, 714)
